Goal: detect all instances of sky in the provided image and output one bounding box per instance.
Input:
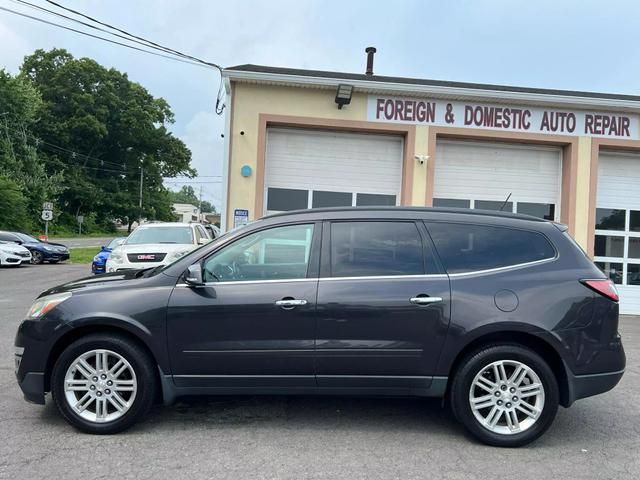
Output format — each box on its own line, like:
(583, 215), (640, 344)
(2, 0), (640, 209)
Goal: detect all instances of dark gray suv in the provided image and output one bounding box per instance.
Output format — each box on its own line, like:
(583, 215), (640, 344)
(15, 207), (625, 447)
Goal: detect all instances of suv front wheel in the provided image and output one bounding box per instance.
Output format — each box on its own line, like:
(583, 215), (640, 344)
(450, 344), (559, 447)
(51, 333), (156, 434)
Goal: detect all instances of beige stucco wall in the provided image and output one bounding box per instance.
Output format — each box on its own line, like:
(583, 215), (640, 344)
(228, 83), (369, 225)
(226, 80), (601, 252)
(573, 136), (593, 248)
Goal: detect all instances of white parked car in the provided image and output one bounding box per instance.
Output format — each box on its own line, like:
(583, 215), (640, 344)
(106, 223), (211, 273)
(0, 240), (32, 266)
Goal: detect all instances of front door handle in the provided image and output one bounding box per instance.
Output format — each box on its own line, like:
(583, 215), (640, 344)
(275, 299), (308, 308)
(410, 296), (443, 305)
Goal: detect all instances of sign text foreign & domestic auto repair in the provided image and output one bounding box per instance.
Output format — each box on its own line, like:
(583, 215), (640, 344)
(368, 96), (639, 139)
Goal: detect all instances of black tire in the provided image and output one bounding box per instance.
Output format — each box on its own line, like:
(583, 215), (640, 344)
(31, 251), (44, 264)
(51, 333), (156, 434)
(450, 344), (559, 447)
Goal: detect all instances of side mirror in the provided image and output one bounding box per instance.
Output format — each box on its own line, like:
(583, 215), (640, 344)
(184, 264), (204, 287)
(101, 245), (107, 251)
(198, 237), (208, 245)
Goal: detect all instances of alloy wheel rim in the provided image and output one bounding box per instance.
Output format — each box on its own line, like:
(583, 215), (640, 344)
(469, 359), (545, 435)
(63, 349), (137, 423)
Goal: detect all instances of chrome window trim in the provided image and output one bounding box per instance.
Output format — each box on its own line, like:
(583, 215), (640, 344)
(447, 256), (557, 278)
(319, 274), (448, 281)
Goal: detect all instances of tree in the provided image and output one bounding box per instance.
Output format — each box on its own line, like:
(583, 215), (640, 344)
(20, 49), (196, 232)
(0, 176), (29, 230)
(168, 185), (217, 213)
(0, 69), (64, 231)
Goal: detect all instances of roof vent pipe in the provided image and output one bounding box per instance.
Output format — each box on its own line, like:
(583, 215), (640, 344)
(365, 47), (376, 76)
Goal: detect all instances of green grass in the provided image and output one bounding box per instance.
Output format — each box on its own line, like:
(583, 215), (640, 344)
(68, 247), (98, 264)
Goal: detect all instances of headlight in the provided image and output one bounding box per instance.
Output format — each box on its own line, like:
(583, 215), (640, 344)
(93, 255), (101, 262)
(42, 245), (54, 251)
(109, 251), (124, 262)
(26, 292), (72, 319)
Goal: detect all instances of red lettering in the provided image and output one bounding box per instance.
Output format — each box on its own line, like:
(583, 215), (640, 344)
(622, 117), (631, 137)
(416, 102), (426, 122)
(464, 106), (473, 125)
(584, 114), (594, 134)
(394, 100), (404, 121)
(405, 101), (414, 122)
(376, 99), (385, 119)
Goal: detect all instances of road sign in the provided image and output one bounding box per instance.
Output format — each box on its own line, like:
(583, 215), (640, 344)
(42, 202), (53, 210)
(77, 215), (84, 223)
(41, 210), (53, 221)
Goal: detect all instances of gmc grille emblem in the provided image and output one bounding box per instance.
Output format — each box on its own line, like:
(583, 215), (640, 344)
(138, 254), (155, 260)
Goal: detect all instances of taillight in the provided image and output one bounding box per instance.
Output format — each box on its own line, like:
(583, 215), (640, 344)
(581, 279), (619, 302)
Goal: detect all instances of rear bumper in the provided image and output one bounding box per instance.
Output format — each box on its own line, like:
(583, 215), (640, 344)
(565, 367), (625, 406)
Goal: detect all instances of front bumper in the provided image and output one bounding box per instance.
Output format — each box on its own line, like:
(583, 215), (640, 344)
(92, 262), (106, 274)
(42, 251), (70, 262)
(3, 252), (31, 264)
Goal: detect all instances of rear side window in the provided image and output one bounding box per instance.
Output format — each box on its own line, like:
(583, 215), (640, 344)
(426, 223), (556, 274)
(330, 221), (425, 277)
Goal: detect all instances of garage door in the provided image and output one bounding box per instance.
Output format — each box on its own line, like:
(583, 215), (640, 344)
(433, 140), (562, 221)
(264, 128), (403, 215)
(594, 151), (640, 314)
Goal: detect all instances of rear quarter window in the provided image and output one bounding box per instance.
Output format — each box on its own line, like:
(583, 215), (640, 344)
(426, 222), (556, 274)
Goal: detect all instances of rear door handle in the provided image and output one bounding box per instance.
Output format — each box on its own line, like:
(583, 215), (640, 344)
(410, 296), (443, 305)
(275, 299), (308, 307)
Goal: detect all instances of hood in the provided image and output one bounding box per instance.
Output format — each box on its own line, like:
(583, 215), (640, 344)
(25, 241), (68, 250)
(42, 269), (150, 296)
(117, 243), (195, 254)
(0, 243), (30, 254)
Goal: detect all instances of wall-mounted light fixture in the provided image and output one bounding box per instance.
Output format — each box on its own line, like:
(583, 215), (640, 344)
(415, 154), (429, 165)
(335, 84), (353, 109)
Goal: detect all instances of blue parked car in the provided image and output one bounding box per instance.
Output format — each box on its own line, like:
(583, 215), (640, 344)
(0, 231), (69, 264)
(92, 237), (126, 274)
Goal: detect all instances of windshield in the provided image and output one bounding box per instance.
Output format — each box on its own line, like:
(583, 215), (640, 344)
(15, 233), (39, 243)
(107, 237), (125, 249)
(126, 226), (193, 245)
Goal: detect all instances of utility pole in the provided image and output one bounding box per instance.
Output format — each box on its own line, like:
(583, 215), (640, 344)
(138, 164), (143, 225)
(198, 185), (203, 221)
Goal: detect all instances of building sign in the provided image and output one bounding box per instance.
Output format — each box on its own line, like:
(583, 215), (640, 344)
(367, 96), (640, 139)
(233, 208), (249, 229)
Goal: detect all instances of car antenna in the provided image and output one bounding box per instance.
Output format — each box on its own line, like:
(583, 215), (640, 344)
(499, 193), (512, 211)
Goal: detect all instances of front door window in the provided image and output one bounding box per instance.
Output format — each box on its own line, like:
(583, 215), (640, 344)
(202, 224), (314, 282)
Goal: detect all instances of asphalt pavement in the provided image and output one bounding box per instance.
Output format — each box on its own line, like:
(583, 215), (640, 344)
(48, 236), (116, 248)
(0, 264), (639, 479)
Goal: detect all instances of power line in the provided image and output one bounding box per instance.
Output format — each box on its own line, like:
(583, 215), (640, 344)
(0, 5), (210, 69)
(42, 0), (227, 114)
(43, 0), (222, 70)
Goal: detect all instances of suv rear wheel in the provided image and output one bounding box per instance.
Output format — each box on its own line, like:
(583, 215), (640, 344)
(51, 333), (156, 434)
(450, 344), (559, 447)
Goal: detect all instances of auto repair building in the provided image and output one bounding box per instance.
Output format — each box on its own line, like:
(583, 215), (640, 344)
(220, 50), (640, 314)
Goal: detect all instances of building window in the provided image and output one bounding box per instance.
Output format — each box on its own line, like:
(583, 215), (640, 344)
(356, 193), (396, 206)
(312, 190), (352, 208)
(433, 198), (471, 208)
(431, 198), (556, 221)
(594, 208), (640, 287)
(267, 188), (309, 212)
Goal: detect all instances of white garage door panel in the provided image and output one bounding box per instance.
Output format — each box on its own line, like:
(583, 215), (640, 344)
(596, 151), (640, 315)
(597, 152), (640, 209)
(617, 287), (640, 315)
(434, 141), (561, 204)
(266, 128), (403, 194)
